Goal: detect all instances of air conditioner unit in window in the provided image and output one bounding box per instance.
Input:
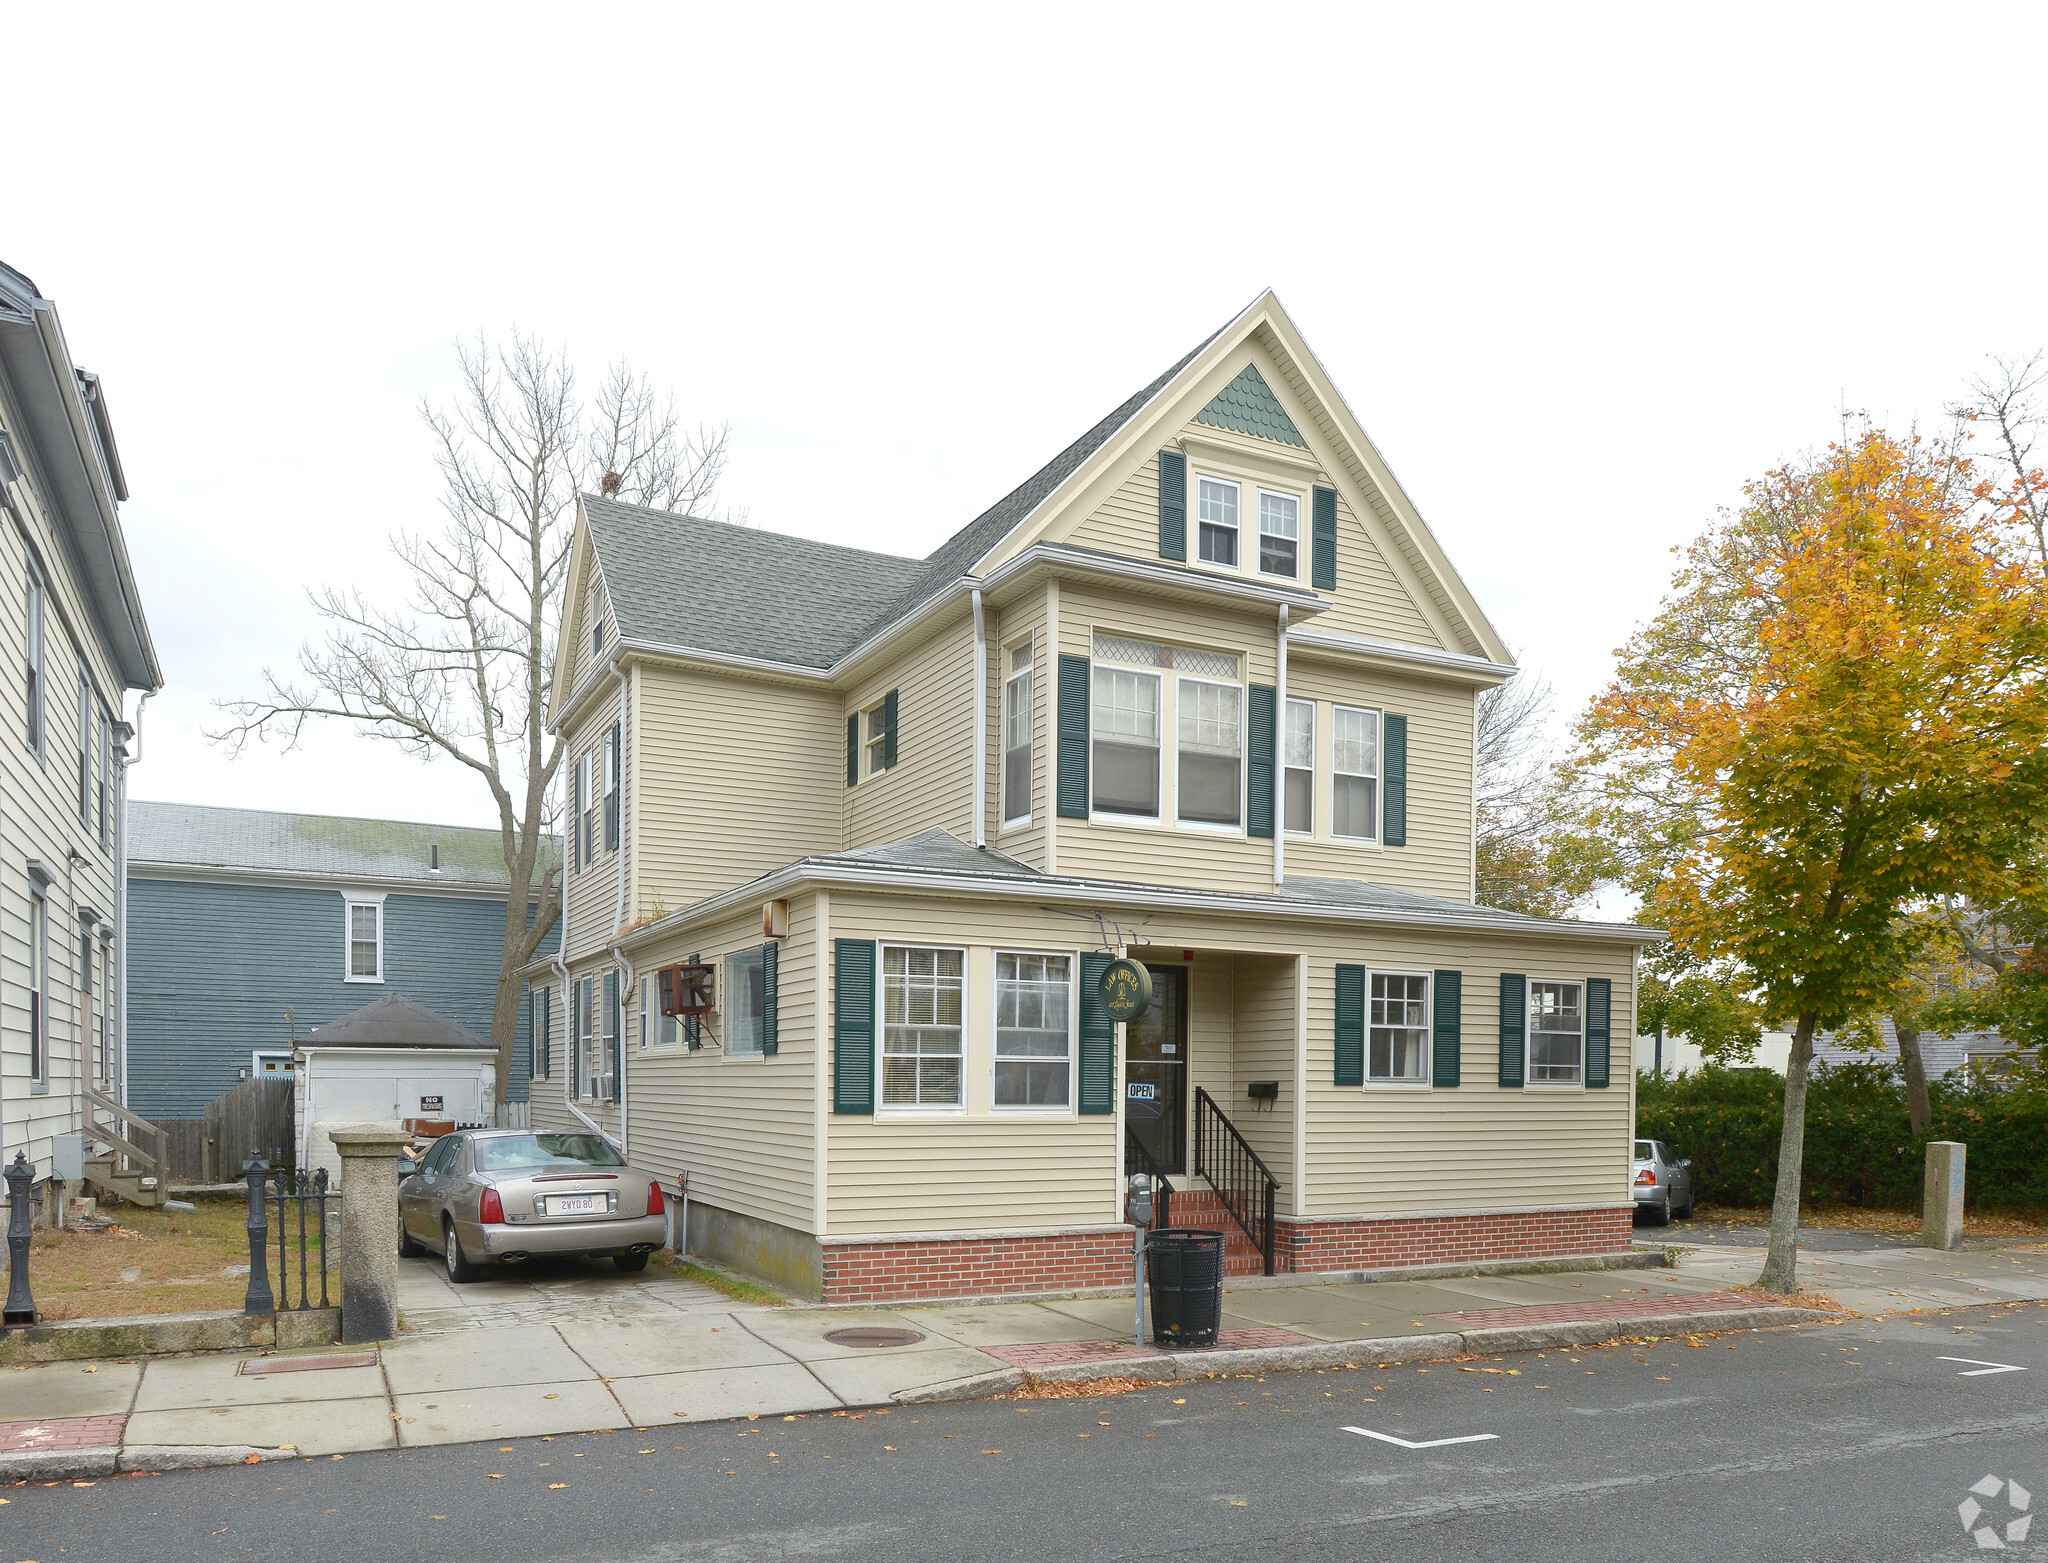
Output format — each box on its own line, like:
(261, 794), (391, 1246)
(657, 963), (716, 1017)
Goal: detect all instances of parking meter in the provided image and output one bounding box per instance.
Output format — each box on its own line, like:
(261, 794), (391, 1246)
(1127, 1174), (1152, 1346)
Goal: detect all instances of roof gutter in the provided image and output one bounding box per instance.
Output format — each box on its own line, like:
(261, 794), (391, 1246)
(612, 858), (1662, 952)
(1285, 626), (1513, 686)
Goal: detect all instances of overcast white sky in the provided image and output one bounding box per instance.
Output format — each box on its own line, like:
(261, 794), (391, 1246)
(13, 5), (2048, 832)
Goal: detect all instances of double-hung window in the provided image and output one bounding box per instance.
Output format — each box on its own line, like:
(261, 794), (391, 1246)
(881, 946), (964, 1108)
(639, 974), (676, 1049)
(583, 750), (602, 862)
(96, 701), (112, 848)
(726, 947), (767, 1055)
(575, 979), (593, 1097)
(25, 563), (44, 756)
(1529, 981), (1584, 1083)
(1003, 641), (1033, 825)
(994, 952), (1071, 1108)
(1369, 973), (1429, 1082)
(1257, 490), (1299, 578)
(864, 702), (890, 778)
(600, 973), (619, 1100)
(1196, 477), (1239, 566)
(345, 900), (383, 980)
(1177, 677), (1242, 828)
(1332, 705), (1381, 840)
(27, 891), (46, 1089)
(77, 661), (92, 823)
(1283, 699), (1314, 834)
(533, 985), (552, 1078)
(603, 723), (621, 852)
(1090, 665), (1161, 818)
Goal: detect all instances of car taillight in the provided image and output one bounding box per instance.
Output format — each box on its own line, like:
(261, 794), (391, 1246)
(479, 1187), (504, 1223)
(1635, 1169), (1657, 1186)
(646, 1183), (666, 1218)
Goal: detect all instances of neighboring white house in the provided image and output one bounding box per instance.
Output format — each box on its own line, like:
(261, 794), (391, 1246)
(1637, 1019), (2025, 1079)
(1, 260), (161, 1180)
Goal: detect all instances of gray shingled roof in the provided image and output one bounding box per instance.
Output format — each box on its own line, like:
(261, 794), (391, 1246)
(302, 993), (494, 1050)
(1812, 1016), (2022, 1079)
(584, 497), (925, 669)
(129, 800), (549, 889)
(580, 310), (1241, 671)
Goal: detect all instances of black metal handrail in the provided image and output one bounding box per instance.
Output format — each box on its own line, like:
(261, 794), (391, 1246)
(1123, 1129), (1172, 1230)
(1192, 1087), (1278, 1276)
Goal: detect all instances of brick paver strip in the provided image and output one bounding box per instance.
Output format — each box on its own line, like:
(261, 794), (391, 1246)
(0, 1416), (128, 1454)
(1427, 1290), (1761, 1331)
(239, 1352), (379, 1376)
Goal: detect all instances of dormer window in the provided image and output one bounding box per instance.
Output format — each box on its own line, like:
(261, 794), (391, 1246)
(1196, 477), (1238, 566)
(1258, 490), (1299, 578)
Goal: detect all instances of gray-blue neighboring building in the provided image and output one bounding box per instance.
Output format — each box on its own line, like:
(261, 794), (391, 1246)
(125, 800), (558, 1124)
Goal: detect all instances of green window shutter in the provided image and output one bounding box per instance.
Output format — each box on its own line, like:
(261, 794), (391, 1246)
(1383, 713), (1408, 847)
(1334, 964), (1364, 1086)
(1312, 485), (1337, 591)
(1158, 450), (1187, 561)
(1498, 973), (1526, 1088)
(1056, 654), (1090, 819)
(845, 713), (859, 787)
(605, 969), (621, 1103)
(1246, 684), (1276, 839)
(1078, 950), (1114, 1113)
(761, 942), (780, 1056)
(881, 689), (898, 769)
(1432, 970), (1462, 1087)
(1585, 977), (1611, 1088)
(833, 939), (875, 1114)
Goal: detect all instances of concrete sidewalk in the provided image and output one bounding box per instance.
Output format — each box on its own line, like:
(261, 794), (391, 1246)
(18, 1237), (2038, 1480)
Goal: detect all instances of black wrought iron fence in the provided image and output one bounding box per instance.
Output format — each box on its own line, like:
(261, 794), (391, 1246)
(241, 1152), (333, 1314)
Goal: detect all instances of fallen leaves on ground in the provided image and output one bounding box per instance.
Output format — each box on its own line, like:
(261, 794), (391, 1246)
(1000, 1373), (1151, 1400)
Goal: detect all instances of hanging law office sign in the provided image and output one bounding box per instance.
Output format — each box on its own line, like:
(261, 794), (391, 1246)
(1099, 958), (1153, 1023)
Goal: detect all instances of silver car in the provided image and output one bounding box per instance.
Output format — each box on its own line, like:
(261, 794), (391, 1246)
(397, 1129), (668, 1283)
(1633, 1138), (1695, 1225)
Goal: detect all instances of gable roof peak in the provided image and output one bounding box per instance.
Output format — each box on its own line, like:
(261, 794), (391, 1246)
(1192, 361), (1307, 448)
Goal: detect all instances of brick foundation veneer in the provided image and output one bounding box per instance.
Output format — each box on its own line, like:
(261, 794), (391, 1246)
(821, 1228), (1137, 1304)
(1281, 1205), (1635, 1273)
(817, 1206), (1632, 1303)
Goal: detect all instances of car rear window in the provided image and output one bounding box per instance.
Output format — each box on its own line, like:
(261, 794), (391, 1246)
(1634, 1141), (1654, 1160)
(474, 1133), (626, 1172)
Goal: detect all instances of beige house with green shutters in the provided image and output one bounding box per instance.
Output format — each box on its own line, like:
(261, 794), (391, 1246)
(527, 292), (1655, 1302)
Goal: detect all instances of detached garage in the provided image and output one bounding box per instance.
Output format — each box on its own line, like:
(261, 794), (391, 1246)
(295, 994), (497, 1183)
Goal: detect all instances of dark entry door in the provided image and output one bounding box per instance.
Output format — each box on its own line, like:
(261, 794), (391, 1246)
(1124, 964), (1188, 1175)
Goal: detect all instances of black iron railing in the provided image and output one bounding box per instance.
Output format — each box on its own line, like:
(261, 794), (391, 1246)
(242, 1153), (332, 1314)
(1192, 1087), (1278, 1276)
(1123, 1129), (1173, 1230)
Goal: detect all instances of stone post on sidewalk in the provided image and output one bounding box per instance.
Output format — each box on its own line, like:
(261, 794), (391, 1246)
(328, 1124), (413, 1344)
(1923, 1141), (1966, 1251)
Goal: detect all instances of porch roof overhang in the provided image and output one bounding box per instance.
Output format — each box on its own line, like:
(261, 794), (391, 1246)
(612, 831), (1663, 953)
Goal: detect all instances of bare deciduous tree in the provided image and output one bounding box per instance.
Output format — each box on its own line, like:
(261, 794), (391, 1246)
(1475, 660), (1605, 917)
(213, 332), (728, 1108)
(1952, 350), (2048, 574)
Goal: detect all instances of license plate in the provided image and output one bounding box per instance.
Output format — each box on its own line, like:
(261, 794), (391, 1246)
(548, 1195), (601, 1216)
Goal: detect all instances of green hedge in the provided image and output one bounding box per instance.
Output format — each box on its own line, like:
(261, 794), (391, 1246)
(1635, 1062), (2048, 1212)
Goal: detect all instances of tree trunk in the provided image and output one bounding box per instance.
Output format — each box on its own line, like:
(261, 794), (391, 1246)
(1894, 1023), (1932, 1137)
(1756, 1014), (1817, 1294)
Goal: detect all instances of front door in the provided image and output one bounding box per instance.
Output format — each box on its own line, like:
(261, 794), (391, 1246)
(1124, 964), (1188, 1175)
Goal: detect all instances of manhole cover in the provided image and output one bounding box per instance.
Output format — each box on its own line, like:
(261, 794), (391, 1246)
(824, 1327), (926, 1349)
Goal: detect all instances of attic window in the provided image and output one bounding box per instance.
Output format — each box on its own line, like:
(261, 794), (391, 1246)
(592, 617), (604, 657)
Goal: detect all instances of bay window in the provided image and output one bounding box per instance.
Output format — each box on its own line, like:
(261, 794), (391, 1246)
(1090, 666), (1161, 818)
(1283, 698), (1314, 834)
(1333, 705), (1381, 840)
(1003, 640), (1033, 824)
(1176, 677), (1242, 827)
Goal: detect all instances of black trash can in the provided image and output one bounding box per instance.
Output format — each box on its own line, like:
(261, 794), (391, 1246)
(1145, 1228), (1225, 1348)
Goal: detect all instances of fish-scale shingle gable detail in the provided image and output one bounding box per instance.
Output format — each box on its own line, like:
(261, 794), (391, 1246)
(1192, 363), (1307, 447)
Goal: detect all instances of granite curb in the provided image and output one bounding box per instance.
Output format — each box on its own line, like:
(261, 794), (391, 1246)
(0, 1444), (297, 1482)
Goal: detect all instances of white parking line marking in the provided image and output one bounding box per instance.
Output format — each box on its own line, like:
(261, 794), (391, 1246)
(1937, 1356), (2027, 1376)
(1344, 1426), (1500, 1450)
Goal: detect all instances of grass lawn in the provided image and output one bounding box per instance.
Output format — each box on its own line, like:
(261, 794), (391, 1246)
(18, 1199), (331, 1321)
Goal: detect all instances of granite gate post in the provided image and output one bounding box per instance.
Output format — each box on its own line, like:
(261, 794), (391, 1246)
(328, 1124), (412, 1344)
(1923, 1141), (1966, 1251)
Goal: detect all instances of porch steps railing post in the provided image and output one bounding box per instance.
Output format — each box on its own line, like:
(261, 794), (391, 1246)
(1191, 1087), (1280, 1277)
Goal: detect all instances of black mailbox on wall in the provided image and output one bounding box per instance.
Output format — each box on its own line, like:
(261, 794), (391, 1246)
(1247, 1081), (1279, 1101)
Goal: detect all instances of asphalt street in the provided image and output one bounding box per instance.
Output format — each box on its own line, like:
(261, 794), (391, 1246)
(5, 1302), (2045, 1563)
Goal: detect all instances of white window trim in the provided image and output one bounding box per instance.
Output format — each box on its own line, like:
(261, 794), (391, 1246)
(25, 563), (45, 763)
(1283, 697), (1314, 838)
(1525, 975), (1587, 1090)
(341, 890), (389, 983)
(1330, 701), (1383, 846)
(1174, 673), (1247, 836)
(28, 886), (48, 1092)
(1001, 639), (1034, 830)
(1254, 486), (1302, 581)
(1087, 656), (1165, 828)
(988, 947), (1079, 1116)
(861, 699), (892, 781)
(877, 942), (969, 1116)
(1194, 474), (1241, 571)
(1364, 969), (1432, 1088)
(252, 1050), (295, 1078)
(724, 945), (769, 1059)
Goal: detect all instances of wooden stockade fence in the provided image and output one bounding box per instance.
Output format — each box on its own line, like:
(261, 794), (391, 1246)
(201, 1077), (294, 1183)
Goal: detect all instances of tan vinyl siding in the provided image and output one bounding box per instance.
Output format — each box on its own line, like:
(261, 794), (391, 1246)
(1281, 655), (1476, 902)
(634, 665), (841, 917)
(0, 439), (126, 1172)
(560, 677), (626, 961)
(813, 891), (1639, 1237)
(843, 614), (975, 851)
(1303, 484), (1441, 648)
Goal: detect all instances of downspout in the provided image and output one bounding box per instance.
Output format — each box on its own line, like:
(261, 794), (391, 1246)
(608, 944), (634, 1160)
(1273, 604), (1288, 886)
(971, 590), (987, 848)
(609, 660), (634, 1157)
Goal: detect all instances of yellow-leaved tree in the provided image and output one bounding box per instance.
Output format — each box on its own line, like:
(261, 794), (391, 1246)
(1580, 428), (2048, 1293)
